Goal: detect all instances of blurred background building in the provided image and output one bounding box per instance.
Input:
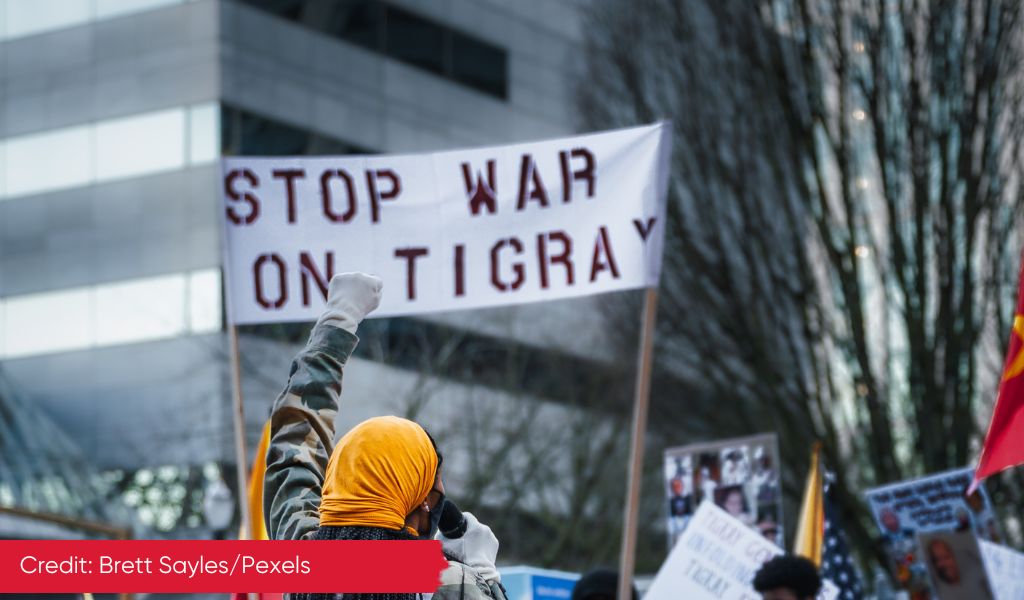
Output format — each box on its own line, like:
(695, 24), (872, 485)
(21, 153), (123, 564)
(0, 0), (614, 550)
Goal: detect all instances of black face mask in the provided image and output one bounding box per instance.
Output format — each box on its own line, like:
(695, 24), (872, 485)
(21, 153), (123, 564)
(420, 492), (445, 540)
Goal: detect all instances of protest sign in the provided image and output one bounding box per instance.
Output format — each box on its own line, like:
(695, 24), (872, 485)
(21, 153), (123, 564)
(864, 467), (1000, 595)
(979, 540), (1024, 600)
(917, 530), (995, 600)
(663, 433), (783, 549)
(646, 500), (838, 600)
(219, 123), (671, 324)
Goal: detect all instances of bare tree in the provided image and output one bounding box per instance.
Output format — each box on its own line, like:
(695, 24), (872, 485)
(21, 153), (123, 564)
(366, 317), (650, 571)
(578, 0), (1024, 573)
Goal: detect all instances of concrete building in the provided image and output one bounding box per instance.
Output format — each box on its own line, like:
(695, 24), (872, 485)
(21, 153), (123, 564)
(0, 0), (612, 540)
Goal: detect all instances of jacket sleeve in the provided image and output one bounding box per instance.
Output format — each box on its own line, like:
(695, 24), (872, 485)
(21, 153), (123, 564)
(432, 562), (504, 600)
(263, 324), (359, 541)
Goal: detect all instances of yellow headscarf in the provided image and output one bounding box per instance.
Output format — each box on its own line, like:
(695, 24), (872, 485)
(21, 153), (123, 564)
(319, 416), (438, 535)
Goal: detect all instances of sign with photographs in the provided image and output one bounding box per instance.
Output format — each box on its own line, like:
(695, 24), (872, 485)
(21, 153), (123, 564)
(663, 433), (782, 549)
(917, 530), (995, 600)
(864, 467), (1000, 595)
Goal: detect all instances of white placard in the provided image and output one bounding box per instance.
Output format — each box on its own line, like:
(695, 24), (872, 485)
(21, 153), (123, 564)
(646, 500), (839, 600)
(220, 123), (672, 324)
(980, 540), (1024, 600)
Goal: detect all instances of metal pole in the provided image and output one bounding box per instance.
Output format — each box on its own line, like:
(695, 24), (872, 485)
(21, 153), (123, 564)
(617, 287), (659, 600)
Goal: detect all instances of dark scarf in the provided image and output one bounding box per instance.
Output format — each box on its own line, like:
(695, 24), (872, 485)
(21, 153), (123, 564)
(291, 525), (421, 600)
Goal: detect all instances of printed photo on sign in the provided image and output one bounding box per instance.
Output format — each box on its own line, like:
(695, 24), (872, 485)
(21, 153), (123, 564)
(663, 433), (782, 549)
(917, 530), (995, 600)
(864, 467), (1000, 596)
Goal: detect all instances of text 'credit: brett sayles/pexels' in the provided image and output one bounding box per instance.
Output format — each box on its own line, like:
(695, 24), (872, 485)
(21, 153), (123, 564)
(18, 554), (311, 578)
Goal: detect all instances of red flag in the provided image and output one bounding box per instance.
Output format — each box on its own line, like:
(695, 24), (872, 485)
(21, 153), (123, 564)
(972, 256), (1024, 492)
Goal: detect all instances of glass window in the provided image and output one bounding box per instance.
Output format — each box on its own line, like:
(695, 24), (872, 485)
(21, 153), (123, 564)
(94, 273), (187, 346)
(4, 125), (93, 198)
(3, 0), (90, 39)
(4, 287), (93, 357)
(1, 103), (217, 201)
(221, 105), (369, 156)
(237, 0), (508, 99)
(188, 103), (220, 165)
(95, 108), (186, 181)
(0, 0), (187, 40)
(384, 6), (446, 76)
(236, 110), (307, 155)
(452, 32), (508, 100)
(239, 0), (306, 22)
(188, 269), (222, 333)
(95, 0), (180, 20)
(334, 0), (381, 51)
(1, 269), (221, 359)
(0, 141), (6, 197)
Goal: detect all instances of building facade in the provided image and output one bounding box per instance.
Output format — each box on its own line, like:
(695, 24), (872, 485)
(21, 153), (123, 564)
(0, 0), (613, 542)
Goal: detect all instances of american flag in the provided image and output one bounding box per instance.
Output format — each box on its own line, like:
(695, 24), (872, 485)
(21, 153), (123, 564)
(821, 480), (864, 600)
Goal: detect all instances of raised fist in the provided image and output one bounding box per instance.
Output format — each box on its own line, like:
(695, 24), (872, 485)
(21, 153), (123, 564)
(316, 272), (383, 334)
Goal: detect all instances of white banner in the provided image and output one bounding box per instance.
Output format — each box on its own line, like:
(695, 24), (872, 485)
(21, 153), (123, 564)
(645, 500), (838, 600)
(219, 123), (672, 324)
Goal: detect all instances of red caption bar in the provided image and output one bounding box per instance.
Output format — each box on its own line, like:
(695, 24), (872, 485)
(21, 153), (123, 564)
(0, 539), (447, 593)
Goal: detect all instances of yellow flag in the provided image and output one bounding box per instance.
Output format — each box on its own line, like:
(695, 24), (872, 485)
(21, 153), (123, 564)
(793, 442), (824, 566)
(247, 420), (272, 540)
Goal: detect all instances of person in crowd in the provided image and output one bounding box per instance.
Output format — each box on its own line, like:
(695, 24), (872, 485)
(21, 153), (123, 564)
(751, 555), (822, 600)
(570, 568), (638, 600)
(263, 273), (504, 600)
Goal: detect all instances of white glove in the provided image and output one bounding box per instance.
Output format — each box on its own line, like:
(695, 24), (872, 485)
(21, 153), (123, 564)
(437, 511), (500, 583)
(315, 273), (382, 334)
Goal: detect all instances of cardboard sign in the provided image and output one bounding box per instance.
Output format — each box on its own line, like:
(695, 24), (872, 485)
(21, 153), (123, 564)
(664, 433), (783, 550)
(647, 501), (839, 600)
(220, 123), (672, 324)
(864, 467), (1000, 594)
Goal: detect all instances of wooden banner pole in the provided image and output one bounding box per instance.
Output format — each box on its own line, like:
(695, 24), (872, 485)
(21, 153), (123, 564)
(228, 324), (253, 542)
(617, 286), (659, 600)
(0, 506), (134, 600)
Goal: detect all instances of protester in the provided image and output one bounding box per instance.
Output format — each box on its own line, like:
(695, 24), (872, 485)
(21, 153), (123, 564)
(570, 568), (638, 600)
(262, 273), (505, 600)
(751, 555), (822, 600)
